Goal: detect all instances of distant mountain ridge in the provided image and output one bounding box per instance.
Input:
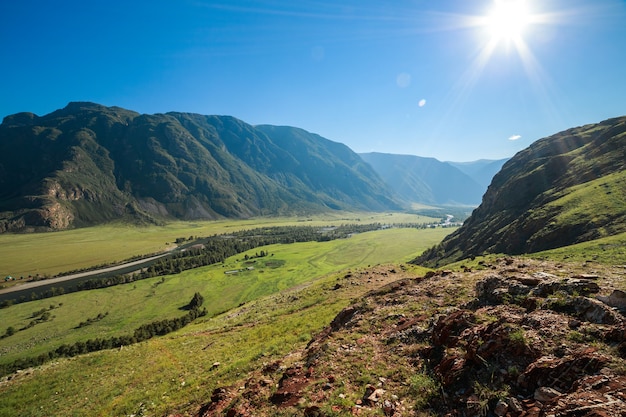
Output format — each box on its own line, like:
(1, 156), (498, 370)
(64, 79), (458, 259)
(0, 102), (400, 232)
(360, 152), (493, 205)
(446, 158), (509, 189)
(414, 115), (626, 266)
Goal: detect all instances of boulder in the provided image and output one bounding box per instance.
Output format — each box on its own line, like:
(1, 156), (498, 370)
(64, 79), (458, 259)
(573, 297), (623, 324)
(597, 289), (626, 310)
(475, 275), (530, 304)
(432, 310), (475, 347)
(530, 278), (600, 297)
(518, 348), (609, 392)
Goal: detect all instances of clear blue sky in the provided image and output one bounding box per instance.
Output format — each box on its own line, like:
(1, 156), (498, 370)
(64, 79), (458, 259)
(1, 0), (625, 161)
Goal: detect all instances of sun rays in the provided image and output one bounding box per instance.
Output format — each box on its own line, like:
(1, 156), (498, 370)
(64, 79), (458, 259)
(430, 0), (567, 136)
(483, 0), (531, 43)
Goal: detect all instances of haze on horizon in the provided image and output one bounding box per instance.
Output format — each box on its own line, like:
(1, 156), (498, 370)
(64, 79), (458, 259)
(1, 0), (625, 162)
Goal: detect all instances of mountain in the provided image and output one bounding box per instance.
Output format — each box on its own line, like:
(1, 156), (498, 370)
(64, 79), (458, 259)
(359, 152), (485, 205)
(414, 115), (626, 266)
(447, 158), (509, 189)
(0, 102), (400, 232)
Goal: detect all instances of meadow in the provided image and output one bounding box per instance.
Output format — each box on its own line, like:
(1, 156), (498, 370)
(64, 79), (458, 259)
(0, 212), (434, 279)
(0, 220), (450, 416)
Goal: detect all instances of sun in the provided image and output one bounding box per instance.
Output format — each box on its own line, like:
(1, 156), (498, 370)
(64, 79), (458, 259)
(484, 0), (531, 42)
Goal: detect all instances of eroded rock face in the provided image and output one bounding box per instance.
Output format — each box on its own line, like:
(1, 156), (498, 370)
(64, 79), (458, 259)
(545, 374), (626, 416)
(23, 202), (74, 230)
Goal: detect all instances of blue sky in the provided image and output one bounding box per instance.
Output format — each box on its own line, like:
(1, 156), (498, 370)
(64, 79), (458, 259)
(1, 0), (625, 161)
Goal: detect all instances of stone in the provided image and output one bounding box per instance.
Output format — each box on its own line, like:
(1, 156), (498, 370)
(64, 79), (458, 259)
(568, 319), (582, 329)
(475, 275), (530, 304)
(530, 278), (599, 297)
(507, 397), (524, 413)
(534, 386), (562, 402)
(533, 272), (557, 280)
(573, 297), (622, 324)
(432, 309), (475, 347)
(494, 399), (508, 416)
(515, 276), (542, 286)
(382, 400), (395, 416)
(518, 349), (609, 391)
(210, 387), (228, 403)
(367, 388), (385, 404)
(572, 273), (599, 280)
(597, 289), (626, 310)
(330, 306), (360, 331)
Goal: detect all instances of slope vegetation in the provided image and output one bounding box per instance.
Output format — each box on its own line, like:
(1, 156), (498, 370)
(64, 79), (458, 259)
(414, 116), (626, 266)
(0, 103), (400, 232)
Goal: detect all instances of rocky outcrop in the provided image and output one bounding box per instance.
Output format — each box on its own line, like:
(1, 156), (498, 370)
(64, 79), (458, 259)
(194, 258), (626, 417)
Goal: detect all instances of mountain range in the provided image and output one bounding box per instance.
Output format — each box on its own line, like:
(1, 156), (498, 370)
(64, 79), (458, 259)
(414, 115), (626, 266)
(0, 102), (404, 232)
(359, 153), (506, 206)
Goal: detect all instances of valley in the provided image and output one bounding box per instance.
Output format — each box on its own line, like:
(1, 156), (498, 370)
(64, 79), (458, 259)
(3, 0), (626, 413)
(0, 104), (625, 416)
(0, 214), (452, 416)
(1, 224), (625, 416)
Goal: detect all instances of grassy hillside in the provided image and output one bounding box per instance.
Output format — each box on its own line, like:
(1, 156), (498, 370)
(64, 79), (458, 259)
(414, 115), (626, 266)
(2, 230), (624, 416)
(0, 226), (451, 416)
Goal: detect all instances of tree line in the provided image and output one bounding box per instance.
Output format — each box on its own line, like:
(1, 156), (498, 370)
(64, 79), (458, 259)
(1, 222), (433, 308)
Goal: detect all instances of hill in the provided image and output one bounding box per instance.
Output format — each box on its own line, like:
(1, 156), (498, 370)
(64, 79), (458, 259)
(0, 103), (400, 232)
(413, 116), (626, 266)
(194, 257), (626, 417)
(359, 152), (485, 205)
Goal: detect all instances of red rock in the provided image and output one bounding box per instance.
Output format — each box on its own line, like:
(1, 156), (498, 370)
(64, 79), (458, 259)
(432, 310), (476, 348)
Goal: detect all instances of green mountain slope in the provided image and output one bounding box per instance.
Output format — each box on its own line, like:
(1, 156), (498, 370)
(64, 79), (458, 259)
(413, 115), (626, 266)
(258, 127), (398, 210)
(0, 102), (400, 232)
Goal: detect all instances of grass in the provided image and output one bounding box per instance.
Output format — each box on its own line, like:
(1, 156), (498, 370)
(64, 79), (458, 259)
(532, 230), (626, 264)
(0, 226), (450, 416)
(0, 228), (448, 364)
(0, 211), (437, 280)
(408, 373), (440, 409)
(545, 170), (626, 235)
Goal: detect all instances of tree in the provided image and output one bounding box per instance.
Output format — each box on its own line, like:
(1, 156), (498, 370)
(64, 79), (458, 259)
(187, 292), (204, 310)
